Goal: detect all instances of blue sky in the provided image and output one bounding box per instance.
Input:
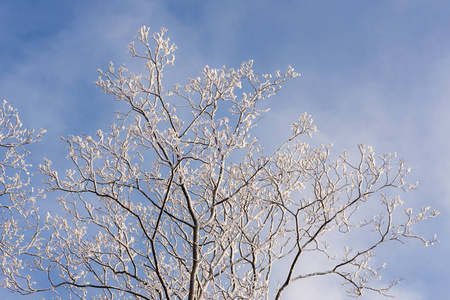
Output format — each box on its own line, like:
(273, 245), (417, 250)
(1, 1), (449, 299)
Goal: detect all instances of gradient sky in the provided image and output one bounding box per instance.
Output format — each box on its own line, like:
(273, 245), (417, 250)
(0, 1), (448, 299)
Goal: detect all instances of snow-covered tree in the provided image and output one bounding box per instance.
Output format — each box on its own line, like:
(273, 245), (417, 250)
(0, 100), (45, 292)
(0, 27), (439, 299)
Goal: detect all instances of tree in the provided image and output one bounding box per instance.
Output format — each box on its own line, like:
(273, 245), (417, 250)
(0, 100), (45, 292)
(0, 26), (439, 299)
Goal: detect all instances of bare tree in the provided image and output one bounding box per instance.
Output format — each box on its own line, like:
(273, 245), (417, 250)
(1, 27), (439, 299)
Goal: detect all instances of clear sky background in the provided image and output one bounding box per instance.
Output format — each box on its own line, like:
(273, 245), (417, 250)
(0, 1), (448, 299)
